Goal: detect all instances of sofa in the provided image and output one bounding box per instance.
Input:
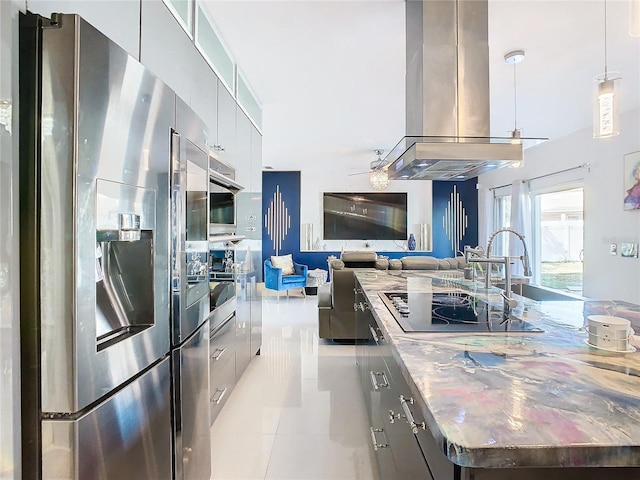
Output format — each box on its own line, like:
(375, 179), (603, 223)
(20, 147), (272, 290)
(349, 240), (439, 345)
(318, 251), (467, 340)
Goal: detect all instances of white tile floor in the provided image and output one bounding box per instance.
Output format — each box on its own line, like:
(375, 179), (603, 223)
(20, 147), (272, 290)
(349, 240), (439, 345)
(210, 292), (379, 480)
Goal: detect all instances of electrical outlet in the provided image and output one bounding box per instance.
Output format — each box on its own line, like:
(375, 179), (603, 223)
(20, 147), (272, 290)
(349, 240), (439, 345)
(610, 243), (617, 255)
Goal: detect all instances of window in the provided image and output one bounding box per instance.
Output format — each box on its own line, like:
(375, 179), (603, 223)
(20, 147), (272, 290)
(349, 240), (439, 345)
(492, 193), (511, 256)
(533, 187), (584, 294)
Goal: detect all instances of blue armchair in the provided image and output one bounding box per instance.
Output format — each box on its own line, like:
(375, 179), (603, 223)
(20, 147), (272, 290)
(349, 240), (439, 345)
(264, 258), (308, 300)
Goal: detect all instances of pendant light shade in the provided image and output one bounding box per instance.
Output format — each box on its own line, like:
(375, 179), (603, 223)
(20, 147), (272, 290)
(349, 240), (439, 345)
(593, 73), (620, 138)
(593, 0), (621, 138)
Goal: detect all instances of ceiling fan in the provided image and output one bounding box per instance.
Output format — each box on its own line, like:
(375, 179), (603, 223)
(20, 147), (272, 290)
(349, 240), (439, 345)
(348, 149), (390, 190)
(348, 149), (389, 176)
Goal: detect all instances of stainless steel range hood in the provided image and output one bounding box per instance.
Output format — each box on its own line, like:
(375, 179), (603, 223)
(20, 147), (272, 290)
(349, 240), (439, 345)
(385, 0), (523, 181)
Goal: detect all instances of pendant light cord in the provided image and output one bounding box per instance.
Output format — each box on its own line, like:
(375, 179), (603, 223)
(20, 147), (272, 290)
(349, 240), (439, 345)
(604, 0), (608, 79)
(513, 62), (518, 131)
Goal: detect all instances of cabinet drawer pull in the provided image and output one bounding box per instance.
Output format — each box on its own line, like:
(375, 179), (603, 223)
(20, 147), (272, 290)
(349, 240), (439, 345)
(354, 301), (368, 312)
(388, 409), (404, 424)
(368, 324), (379, 343)
(399, 395), (426, 434)
(369, 370), (389, 390)
(211, 347), (227, 360)
(369, 427), (389, 451)
(212, 387), (228, 404)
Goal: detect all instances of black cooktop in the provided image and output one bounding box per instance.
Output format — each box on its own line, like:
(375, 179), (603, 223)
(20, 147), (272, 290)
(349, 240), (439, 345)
(379, 292), (543, 333)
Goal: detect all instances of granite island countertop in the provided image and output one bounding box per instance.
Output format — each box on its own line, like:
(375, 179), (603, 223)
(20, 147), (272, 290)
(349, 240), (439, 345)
(354, 269), (640, 469)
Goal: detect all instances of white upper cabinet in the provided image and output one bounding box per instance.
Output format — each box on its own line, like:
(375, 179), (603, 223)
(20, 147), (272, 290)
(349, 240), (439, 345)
(140, 0), (196, 103)
(235, 108), (252, 190)
(250, 125), (262, 193)
(216, 81), (237, 172)
(29, 0), (141, 59)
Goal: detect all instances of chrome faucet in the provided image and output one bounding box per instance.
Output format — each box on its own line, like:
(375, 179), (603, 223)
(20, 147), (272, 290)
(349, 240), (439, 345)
(486, 228), (532, 278)
(463, 227), (532, 317)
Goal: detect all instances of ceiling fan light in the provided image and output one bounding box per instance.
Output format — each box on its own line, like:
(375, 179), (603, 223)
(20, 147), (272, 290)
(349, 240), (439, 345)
(370, 169), (389, 190)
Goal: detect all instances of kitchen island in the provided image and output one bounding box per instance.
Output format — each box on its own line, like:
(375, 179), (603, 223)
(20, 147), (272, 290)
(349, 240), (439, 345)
(354, 269), (640, 479)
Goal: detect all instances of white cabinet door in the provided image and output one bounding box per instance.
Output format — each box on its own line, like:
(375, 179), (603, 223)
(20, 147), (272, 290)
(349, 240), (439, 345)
(250, 125), (262, 193)
(140, 0), (194, 100)
(29, 0), (141, 60)
(216, 81), (236, 169)
(235, 108), (252, 190)
(190, 55), (219, 145)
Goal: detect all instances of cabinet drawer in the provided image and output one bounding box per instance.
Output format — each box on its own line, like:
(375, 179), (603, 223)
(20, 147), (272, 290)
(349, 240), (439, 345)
(209, 314), (236, 378)
(209, 351), (235, 425)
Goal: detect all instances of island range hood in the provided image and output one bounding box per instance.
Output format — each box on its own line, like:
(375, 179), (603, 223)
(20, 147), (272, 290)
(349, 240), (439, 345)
(385, 0), (523, 181)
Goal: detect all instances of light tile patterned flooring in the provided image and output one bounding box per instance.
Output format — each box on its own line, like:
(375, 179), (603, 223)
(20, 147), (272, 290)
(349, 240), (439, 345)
(210, 292), (379, 480)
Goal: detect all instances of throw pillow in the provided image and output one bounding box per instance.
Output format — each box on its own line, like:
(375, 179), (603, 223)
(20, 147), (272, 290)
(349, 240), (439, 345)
(271, 254), (295, 275)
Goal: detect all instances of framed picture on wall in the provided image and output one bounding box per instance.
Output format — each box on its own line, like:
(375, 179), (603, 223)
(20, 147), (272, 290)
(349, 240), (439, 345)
(623, 151), (640, 210)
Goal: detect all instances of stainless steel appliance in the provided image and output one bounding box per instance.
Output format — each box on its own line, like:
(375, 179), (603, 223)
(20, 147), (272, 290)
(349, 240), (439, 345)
(19, 12), (173, 479)
(379, 292), (543, 333)
(209, 160), (243, 235)
(170, 98), (213, 480)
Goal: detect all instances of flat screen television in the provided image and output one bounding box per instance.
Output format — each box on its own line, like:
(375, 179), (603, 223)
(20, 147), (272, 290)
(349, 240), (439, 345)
(323, 192), (408, 240)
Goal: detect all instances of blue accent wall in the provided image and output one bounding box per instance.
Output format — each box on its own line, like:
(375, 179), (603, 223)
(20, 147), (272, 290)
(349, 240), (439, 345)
(261, 172), (479, 277)
(432, 179), (478, 258)
(262, 171), (301, 266)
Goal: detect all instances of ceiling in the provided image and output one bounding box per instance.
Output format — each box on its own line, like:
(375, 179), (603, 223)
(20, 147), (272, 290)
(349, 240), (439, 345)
(202, 0), (640, 177)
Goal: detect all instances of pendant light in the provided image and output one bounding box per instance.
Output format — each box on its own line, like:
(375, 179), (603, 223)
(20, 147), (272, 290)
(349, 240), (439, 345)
(594, 0), (620, 138)
(504, 50), (525, 145)
(369, 149), (389, 190)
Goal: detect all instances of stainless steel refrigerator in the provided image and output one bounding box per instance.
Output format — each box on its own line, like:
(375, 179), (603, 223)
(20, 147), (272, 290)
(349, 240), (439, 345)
(19, 12), (175, 479)
(169, 98), (213, 480)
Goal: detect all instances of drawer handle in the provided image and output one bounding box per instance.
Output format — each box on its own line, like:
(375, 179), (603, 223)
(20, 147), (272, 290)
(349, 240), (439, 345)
(211, 347), (227, 361)
(388, 409), (404, 424)
(368, 324), (380, 343)
(353, 302), (368, 312)
(212, 387), (228, 404)
(399, 395), (426, 434)
(369, 427), (389, 451)
(369, 370), (389, 390)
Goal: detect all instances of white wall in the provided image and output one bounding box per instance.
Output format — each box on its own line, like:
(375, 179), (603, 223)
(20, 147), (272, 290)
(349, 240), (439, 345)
(299, 166), (432, 252)
(479, 108), (640, 304)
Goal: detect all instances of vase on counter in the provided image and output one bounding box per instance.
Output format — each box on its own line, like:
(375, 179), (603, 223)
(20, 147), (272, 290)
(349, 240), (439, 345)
(408, 233), (416, 251)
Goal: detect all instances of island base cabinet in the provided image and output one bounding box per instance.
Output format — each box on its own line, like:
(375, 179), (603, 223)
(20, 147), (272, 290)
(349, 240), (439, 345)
(459, 467), (640, 480)
(356, 280), (433, 480)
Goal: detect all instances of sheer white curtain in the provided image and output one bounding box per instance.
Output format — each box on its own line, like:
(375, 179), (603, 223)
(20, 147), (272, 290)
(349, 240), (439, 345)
(480, 189), (493, 249)
(509, 180), (531, 278)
